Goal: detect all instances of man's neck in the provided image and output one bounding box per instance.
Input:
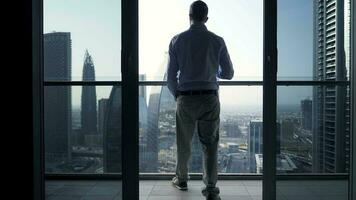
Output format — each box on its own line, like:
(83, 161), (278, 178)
(190, 21), (205, 26)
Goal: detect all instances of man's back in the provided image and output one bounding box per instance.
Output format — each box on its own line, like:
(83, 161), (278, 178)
(167, 23), (234, 96)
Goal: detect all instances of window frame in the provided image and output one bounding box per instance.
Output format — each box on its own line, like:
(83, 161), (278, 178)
(32, 0), (354, 200)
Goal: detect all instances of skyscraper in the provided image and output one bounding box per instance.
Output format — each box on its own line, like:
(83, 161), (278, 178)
(224, 120), (241, 138)
(44, 32), (72, 170)
(81, 50), (97, 138)
(98, 98), (109, 136)
(139, 74), (148, 128)
(301, 98), (312, 131)
(103, 86), (122, 173)
(312, 0), (350, 173)
(248, 120), (281, 172)
(248, 120), (263, 173)
(144, 88), (160, 172)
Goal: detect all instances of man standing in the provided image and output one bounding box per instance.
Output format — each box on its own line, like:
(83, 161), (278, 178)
(167, 1), (234, 199)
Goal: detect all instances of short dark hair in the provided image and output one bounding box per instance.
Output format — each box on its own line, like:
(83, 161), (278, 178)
(189, 1), (208, 22)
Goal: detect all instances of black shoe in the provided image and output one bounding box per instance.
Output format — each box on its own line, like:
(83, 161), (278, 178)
(206, 193), (221, 200)
(171, 176), (188, 191)
(202, 187), (221, 200)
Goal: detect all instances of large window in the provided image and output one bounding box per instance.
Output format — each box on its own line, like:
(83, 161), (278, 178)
(276, 0), (351, 174)
(42, 0), (351, 176)
(39, 0), (353, 199)
(276, 0), (351, 199)
(43, 0), (122, 174)
(138, 0), (264, 175)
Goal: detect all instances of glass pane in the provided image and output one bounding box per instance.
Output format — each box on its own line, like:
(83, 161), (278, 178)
(139, 0), (263, 81)
(44, 0), (121, 81)
(44, 86), (122, 174)
(45, 86), (122, 198)
(277, 0), (352, 81)
(139, 85), (262, 198)
(276, 0), (351, 198)
(139, 86), (262, 173)
(276, 85), (350, 200)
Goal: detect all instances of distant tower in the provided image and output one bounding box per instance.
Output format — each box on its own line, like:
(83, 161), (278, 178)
(225, 120), (241, 138)
(139, 74), (148, 128)
(312, 0), (350, 173)
(44, 32), (72, 169)
(103, 86), (122, 173)
(81, 50), (98, 139)
(248, 120), (280, 172)
(301, 98), (312, 131)
(98, 98), (109, 135)
(144, 87), (161, 172)
(248, 120), (263, 173)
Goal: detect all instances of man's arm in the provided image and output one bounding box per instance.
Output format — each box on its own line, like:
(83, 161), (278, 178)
(217, 38), (234, 80)
(167, 37), (179, 98)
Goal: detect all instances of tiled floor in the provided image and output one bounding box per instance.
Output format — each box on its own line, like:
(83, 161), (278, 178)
(45, 180), (348, 200)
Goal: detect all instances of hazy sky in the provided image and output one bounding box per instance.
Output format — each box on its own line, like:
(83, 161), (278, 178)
(44, 0), (314, 107)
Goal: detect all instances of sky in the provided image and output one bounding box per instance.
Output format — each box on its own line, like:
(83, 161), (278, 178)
(44, 0), (315, 108)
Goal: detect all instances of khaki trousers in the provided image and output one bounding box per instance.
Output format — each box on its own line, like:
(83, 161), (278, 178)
(175, 93), (220, 191)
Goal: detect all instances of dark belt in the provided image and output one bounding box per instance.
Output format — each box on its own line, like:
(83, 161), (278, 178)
(177, 90), (217, 96)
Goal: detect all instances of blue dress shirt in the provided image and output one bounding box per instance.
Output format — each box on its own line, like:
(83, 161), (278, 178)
(167, 23), (234, 97)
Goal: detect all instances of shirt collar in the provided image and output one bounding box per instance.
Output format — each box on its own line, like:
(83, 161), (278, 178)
(189, 22), (208, 30)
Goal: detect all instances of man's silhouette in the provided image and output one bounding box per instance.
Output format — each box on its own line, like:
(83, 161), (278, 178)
(167, 1), (234, 199)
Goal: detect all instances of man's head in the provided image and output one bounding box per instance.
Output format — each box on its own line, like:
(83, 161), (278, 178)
(189, 0), (208, 24)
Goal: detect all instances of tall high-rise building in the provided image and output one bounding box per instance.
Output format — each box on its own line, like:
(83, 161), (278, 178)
(248, 120), (263, 172)
(344, 0), (351, 173)
(81, 50), (97, 137)
(103, 86), (122, 173)
(312, 0), (350, 173)
(143, 88), (160, 172)
(301, 98), (312, 131)
(139, 74), (148, 128)
(224, 120), (241, 138)
(98, 98), (109, 135)
(248, 120), (281, 172)
(44, 32), (72, 169)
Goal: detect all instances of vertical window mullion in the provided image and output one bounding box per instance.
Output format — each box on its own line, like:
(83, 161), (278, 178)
(351, 0), (356, 199)
(122, 0), (139, 200)
(34, 0), (45, 199)
(263, 0), (277, 200)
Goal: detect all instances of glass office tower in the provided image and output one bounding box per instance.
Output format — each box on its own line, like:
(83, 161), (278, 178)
(312, 0), (350, 173)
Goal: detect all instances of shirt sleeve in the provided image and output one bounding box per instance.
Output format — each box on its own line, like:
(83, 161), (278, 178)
(217, 38), (234, 80)
(166, 37), (179, 97)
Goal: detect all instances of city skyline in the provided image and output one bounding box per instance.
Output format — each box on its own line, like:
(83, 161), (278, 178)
(43, 0), (352, 175)
(44, 0), (317, 108)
